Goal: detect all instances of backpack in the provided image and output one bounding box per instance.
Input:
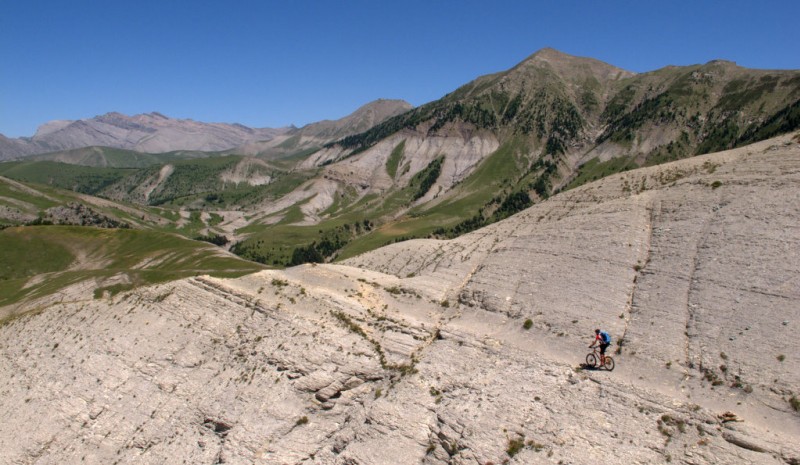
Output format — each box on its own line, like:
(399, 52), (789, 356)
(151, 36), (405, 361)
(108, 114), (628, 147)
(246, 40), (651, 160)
(600, 331), (611, 344)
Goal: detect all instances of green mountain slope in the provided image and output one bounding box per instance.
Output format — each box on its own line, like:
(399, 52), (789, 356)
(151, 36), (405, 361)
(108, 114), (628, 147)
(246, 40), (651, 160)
(330, 51), (800, 169)
(0, 160), (133, 194)
(0, 174), (165, 227)
(0, 175), (243, 243)
(596, 60), (800, 157)
(0, 156), (314, 212)
(17, 146), (214, 168)
(0, 176), (266, 313)
(0, 226), (265, 313)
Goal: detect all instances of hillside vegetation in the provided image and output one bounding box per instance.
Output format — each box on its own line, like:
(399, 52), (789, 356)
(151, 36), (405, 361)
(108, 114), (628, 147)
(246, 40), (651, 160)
(0, 226), (264, 314)
(18, 146), (214, 168)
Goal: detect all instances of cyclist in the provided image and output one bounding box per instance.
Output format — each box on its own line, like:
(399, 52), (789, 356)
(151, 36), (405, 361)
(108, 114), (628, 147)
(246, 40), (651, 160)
(589, 328), (612, 366)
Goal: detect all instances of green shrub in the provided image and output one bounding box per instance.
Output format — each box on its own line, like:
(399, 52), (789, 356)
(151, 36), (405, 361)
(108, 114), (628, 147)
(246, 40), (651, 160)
(195, 233), (229, 246)
(523, 318), (533, 330)
(506, 436), (525, 457)
(412, 157), (444, 201)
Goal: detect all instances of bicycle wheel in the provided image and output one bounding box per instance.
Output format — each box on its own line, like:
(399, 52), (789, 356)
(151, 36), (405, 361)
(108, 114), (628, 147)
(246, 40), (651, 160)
(586, 353), (598, 368)
(604, 356), (615, 371)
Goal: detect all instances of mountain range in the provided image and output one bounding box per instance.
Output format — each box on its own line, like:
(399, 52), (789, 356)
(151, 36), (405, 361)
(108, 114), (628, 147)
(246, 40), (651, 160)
(0, 111), (285, 159)
(6, 48), (799, 167)
(2, 48), (799, 266)
(0, 100), (414, 161)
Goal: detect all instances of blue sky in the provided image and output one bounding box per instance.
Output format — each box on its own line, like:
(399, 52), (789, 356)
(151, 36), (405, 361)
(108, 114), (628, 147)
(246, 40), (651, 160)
(2, 0), (798, 137)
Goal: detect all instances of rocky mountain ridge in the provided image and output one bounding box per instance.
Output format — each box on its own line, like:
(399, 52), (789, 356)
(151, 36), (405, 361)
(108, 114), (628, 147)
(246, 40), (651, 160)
(326, 49), (799, 165)
(1, 100), (413, 165)
(0, 111), (290, 159)
(230, 99), (413, 159)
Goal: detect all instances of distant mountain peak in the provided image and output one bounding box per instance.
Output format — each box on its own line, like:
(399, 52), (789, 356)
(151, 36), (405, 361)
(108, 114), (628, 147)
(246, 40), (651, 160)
(513, 48), (636, 81)
(521, 47), (588, 66)
(349, 99), (412, 118)
(705, 59), (738, 68)
(33, 119), (74, 138)
(529, 47), (570, 61)
(292, 99), (412, 140)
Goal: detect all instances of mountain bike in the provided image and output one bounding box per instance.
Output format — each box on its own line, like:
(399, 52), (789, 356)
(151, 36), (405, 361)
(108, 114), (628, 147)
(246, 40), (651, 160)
(586, 346), (615, 371)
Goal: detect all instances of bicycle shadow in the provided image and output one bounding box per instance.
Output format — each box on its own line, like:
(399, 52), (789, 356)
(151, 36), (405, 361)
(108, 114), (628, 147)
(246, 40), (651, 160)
(579, 363), (602, 371)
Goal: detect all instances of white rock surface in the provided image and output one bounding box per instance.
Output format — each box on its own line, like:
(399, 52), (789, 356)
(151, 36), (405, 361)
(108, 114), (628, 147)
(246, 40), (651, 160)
(1, 134), (799, 464)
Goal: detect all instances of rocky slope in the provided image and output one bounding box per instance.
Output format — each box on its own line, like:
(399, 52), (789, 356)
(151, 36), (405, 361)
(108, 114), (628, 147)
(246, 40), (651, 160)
(0, 112), (289, 159)
(231, 99), (413, 159)
(1, 133), (798, 464)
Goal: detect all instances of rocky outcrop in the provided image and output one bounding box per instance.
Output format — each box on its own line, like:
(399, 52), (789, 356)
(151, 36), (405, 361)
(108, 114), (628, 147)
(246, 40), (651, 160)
(37, 202), (131, 228)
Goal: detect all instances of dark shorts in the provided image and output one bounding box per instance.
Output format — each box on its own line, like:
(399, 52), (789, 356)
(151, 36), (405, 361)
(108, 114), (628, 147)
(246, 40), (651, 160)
(599, 343), (610, 354)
